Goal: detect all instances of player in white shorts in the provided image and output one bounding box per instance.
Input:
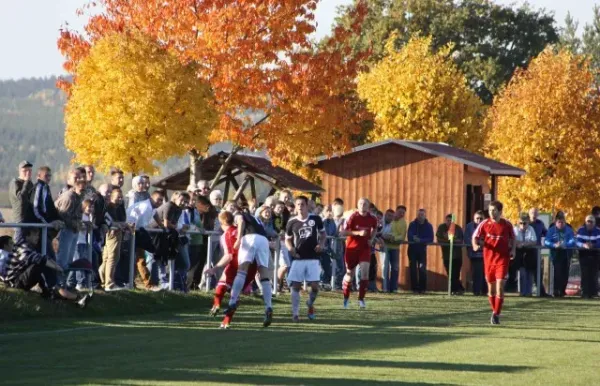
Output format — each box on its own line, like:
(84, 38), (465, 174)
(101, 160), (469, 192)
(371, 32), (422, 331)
(285, 196), (327, 322)
(221, 209), (274, 328)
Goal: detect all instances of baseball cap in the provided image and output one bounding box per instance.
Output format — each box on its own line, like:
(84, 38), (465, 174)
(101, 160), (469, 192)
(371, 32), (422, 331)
(18, 160), (33, 169)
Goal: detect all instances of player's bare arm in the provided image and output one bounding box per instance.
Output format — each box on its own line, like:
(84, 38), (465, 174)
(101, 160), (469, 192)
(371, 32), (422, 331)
(206, 254), (233, 276)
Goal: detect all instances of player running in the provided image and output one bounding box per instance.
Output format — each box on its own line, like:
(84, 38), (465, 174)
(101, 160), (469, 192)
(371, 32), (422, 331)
(472, 200), (516, 325)
(219, 206), (274, 329)
(285, 196), (327, 322)
(205, 211), (257, 322)
(340, 198), (378, 309)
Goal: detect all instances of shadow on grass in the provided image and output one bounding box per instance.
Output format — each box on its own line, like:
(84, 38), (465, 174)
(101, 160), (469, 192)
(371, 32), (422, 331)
(311, 359), (533, 373)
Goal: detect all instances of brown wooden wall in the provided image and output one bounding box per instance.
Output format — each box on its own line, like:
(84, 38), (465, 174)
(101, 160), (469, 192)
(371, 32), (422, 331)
(316, 143), (471, 291)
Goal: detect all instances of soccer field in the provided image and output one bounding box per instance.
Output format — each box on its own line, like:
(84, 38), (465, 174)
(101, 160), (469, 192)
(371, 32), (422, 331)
(1, 292), (599, 386)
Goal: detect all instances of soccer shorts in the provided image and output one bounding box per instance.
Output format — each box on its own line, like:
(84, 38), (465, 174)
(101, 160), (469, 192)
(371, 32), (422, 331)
(219, 261), (258, 288)
(485, 263), (508, 283)
(344, 247), (371, 271)
(238, 234), (270, 268)
(287, 259), (321, 285)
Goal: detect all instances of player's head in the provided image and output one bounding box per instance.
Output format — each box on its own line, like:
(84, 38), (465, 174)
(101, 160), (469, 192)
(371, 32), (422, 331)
(295, 196), (309, 217)
(357, 198), (369, 215)
(489, 201), (503, 221)
(219, 210), (234, 232)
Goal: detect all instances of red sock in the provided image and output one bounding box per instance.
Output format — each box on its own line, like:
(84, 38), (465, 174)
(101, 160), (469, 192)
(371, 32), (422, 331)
(358, 280), (369, 301)
(213, 284), (227, 308)
(495, 297), (504, 315)
(488, 296), (496, 313)
(342, 280), (351, 300)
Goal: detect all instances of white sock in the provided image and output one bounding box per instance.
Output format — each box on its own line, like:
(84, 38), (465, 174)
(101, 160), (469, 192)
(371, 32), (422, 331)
(260, 279), (272, 309)
(291, 288), (301, 317)
(229, 271), (247, 306)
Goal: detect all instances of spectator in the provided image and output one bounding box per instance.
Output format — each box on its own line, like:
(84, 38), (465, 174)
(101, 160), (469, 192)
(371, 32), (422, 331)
(464, 211), (485, 296)
(407, 209), (434, 293)
(29, 166), (64, 256)
(278, 189), (293, 206)
(320, 204), (338, 290)
(528, 208), (549, 296)
(175, 192), (192, 291)
(331, 198), (346, 289)
(575, 215), (600, 299)
(197, 179), (211, 198)
(54, 169), (86, 287)
(126, 176), (149, 208)
(314, 203), (324, 217)
(186, 194), (207, 290)
(0, 228), (91, 307)
(108, 169), (124, 191)
(99, 188), (128, 291)
(381, 205), (407, 293)
(188, 181), (218, 291)
(210, 190), (224, 211)
(514, 214), (537, 297)
(544, 215), (575, 297)
(66, 199), (94, 291)
(83, 165), (97, 200)
(9, 160), (34, 244)
(436, 214), (465, 295)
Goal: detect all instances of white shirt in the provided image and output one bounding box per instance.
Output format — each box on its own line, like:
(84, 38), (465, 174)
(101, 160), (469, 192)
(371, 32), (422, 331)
(514, 225), (537, 243)
(127, 199), (155, 229)
(77, 214), (91, 244)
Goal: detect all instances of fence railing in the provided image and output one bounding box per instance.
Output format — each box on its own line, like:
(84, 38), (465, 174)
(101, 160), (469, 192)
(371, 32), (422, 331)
(1, 223), (596, 297)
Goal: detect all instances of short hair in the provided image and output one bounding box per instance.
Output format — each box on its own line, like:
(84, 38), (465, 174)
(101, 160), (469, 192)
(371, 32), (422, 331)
(110, 188), (122, 197)
(376, 210), (383, 216)
(295, 195), (309, 205)
(76, 166), (86, 175)
(275, 200), (285, 207)
(279, 189), (292, 196)
(446, 214), (453, 219)
(489, 200), (503, 212)
(385, 209), (394, 214)
(0, 236), (13, 250)
(418, 208), (426, 213)
(219, 210), (234, 226)
(110, 168), (124, 176)
(151, 190), (165, 198)
(82, 199), (93, 211)
(475, 210), (485, 217)
(333, 198), (344, 206)
(180, 192), (191, 200)
(38, 166), (51, 174)
(396, 205), (407, 211)
(196, 195), (211, 206)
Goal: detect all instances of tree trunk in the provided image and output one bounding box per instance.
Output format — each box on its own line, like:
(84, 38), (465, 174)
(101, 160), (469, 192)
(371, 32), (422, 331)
(189, 150), (203, 188)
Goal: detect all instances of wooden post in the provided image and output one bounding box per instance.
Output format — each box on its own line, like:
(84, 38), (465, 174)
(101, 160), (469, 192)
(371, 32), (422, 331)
(250, 176), (257, 200)
(224, 176), (231, 200)
(491, 175), (498, 201)
(233, 176), (251, 201)
(189, 150), (202, 188)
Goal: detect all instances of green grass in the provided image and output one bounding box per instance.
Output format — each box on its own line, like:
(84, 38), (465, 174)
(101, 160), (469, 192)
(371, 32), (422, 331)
(1, 290), (599, 386)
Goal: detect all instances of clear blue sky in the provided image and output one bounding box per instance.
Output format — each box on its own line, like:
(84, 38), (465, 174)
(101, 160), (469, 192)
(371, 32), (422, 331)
(0, 0), (595, 80)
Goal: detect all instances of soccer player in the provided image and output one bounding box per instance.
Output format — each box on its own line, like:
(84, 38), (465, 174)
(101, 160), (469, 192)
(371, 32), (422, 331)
(472, 200), (516, 325)
(205, 211), (257, 322)
(220, 207), (274, 328)
(340, 198), (378, 309)
(285, 196), (327, 322)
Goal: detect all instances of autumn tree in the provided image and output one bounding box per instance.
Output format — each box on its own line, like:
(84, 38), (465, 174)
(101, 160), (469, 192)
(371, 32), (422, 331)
(487, 48), (600, 222)
(357, 35), (485, 151)
(58, 0), (368, 184)
(334, 0), (558, 104)
(64, 31), (217, 174)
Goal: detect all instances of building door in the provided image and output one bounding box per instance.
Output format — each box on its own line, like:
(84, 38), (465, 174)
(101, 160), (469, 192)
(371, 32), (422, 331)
(466, 185), (484, 224)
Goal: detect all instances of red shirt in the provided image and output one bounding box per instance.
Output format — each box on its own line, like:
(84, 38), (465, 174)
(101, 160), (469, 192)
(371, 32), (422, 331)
(345, 211), (378, 250)
(220, 226), (239, 267)
(473, 218), (514, 266)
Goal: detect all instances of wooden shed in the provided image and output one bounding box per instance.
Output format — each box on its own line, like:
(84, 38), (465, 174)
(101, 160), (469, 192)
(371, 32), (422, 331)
(311, 140), (525, 291)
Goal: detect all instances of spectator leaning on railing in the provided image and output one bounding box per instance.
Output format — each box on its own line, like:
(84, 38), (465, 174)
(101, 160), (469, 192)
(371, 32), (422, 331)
(575, 215), (600, 299)
(99, 188), (128, 291)
(381, 206), (407, 293)
(464, 211), (485, 296)
(436, 214), (465, 295)
(29, 166), (64, 256)
(407, 209), (434, 294)
(513, 214), (537, 297)
(529, 208), (549, 296)
(9, 161), (34, 244)
(544, 215), (575, 298)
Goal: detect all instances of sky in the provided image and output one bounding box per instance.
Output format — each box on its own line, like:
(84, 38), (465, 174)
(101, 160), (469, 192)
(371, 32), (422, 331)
(0, 0), (596, 80)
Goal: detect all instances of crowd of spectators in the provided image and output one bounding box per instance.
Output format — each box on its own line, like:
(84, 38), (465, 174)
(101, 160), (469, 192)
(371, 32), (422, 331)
(0, 160), (599, 303)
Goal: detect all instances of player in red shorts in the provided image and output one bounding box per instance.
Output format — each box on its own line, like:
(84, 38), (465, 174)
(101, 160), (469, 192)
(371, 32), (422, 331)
(340, 198), (379, 309)
(472, 200), (516, 325)
(205, 210), (257, 328)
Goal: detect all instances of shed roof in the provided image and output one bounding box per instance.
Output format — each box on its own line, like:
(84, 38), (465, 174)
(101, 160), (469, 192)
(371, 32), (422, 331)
(312, 139), (525, 177)
(153, 151), (324, 192)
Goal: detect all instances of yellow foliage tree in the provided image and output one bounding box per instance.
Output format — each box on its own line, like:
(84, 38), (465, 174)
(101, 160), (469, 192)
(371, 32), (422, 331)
(357, 35), (485, 151)
(487, 47), (600, 223)
(65, 31), (218, 174)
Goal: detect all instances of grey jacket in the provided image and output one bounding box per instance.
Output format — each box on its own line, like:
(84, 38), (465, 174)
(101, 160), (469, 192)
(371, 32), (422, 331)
(9, 178), (34, 223)
(55, 189), (83, 232)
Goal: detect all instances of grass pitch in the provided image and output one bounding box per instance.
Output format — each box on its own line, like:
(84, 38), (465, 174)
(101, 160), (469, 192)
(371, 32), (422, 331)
(0, 290), (599, 385)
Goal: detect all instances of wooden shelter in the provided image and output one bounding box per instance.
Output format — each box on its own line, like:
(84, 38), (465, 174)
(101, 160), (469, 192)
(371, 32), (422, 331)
(153, 151), (323, 201)
(311, 139), (525, 291)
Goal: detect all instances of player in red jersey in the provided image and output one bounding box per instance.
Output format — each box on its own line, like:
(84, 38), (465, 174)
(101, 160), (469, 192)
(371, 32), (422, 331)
(205, 210), (257, 328)
(340, 198), (379, 309)
(472, 200), (516, 325)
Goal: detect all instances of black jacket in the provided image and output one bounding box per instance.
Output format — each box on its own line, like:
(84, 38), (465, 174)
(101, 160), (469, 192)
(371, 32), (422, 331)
(9, 178), (34, 223)
(29, 179), (59, 224)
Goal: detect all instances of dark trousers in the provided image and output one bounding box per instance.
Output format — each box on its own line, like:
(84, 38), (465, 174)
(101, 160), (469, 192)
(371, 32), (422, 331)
(470, 259), (485, 295)
(13, 264), (56, 292)
(505, 258), (520, 293)
(115, 239), (130, 286)
(552, 255), (570, 297)
(408, 251), (427, 292)
(443, 258), (464, 293)
(320, 252), (332, 285)
(187, 241), (208, 290)
(579, 254), (599, 298)
(368, 253), (378, 291)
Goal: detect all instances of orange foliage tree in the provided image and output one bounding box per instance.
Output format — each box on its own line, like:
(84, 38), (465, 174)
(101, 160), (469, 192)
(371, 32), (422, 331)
(58, 0), (369, 184)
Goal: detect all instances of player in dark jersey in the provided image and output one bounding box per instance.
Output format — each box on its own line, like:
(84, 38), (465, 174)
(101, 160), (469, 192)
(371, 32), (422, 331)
(340, 198), (379, 309)
(472, 200), (516, 325)
(285, 196), (326, 322)
(205, 211), (257, 325)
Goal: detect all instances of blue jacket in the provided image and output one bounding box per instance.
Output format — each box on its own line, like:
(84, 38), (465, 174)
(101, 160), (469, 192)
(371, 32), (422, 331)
(464, 222), (483, 259)
(544, 226), (575, 260)
(575, 226), (600, 258)
(407, 219), (434, 256)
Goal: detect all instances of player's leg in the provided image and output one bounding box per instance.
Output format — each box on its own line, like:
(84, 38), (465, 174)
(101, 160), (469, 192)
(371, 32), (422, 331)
(494, 278), (506, 318)
(255, 235), (274, 327)
(343, 249), (358, 308)
(306, 260), (321, 320)
(211, 264), (236, 316)
(358, 260), (370, 308)
(287, 260), (302, 321)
